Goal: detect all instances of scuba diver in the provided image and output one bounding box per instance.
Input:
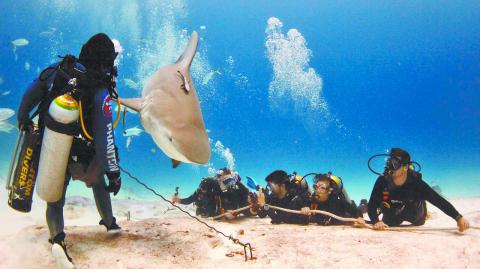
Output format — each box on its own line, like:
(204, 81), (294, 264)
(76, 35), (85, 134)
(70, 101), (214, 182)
(367, 148), (470, 232)
(172, 168), (252, 219)
(215, 168), (251, 219)
(172, 176), (221, 217)
(307, 173), (365, 225)
(255, 170), (311, 224)
(289, 171), (311, 195)
(17, 33), (122, 269)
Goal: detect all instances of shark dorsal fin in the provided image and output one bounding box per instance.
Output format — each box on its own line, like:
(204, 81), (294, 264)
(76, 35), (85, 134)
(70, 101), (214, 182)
(175, 31), (199, 70)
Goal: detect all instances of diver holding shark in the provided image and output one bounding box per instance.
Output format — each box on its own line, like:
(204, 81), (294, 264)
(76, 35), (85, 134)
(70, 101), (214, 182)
(17, 33), (122, 269)
(13, 30), (213, 269)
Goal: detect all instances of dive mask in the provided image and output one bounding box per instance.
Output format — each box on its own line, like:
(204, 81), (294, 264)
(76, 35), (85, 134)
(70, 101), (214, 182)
(368, 153), (421, 176)
(223, 176), (238, 187)
(386, 157), (403, 171)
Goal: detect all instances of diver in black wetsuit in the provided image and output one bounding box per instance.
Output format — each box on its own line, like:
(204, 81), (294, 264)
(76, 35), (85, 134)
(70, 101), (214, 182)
(172, 177), (221, 217)
(255, 170), (310, 224)
(367, 148), (470, 232)
(308, 173), (365, 225)
(17, 33), (122, 269)
(216, 168), (251, 219)
(172, 168), (252, 219)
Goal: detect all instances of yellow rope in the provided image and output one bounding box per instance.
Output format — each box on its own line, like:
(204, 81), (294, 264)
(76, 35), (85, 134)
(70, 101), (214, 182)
(79, 101), (93, 141)
(113, 97), (121, 128)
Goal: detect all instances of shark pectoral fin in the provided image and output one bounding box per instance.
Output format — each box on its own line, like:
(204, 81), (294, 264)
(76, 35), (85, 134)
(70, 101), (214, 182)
(120, 98), (143, 112)
(172, 159), (181, 168)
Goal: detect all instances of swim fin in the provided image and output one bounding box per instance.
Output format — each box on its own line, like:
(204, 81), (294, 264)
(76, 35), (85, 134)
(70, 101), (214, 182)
(246, 176), (259, 190)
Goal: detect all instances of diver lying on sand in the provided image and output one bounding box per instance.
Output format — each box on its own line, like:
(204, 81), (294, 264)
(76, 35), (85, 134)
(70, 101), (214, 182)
(367, 148), (470, 232)
(172, 168), (252, 219)
(305, 172), (365, 225)
(254, 170), (311, 224)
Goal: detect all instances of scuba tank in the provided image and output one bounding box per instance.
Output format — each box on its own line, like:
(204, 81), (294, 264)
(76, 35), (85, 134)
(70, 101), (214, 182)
(36, 94), (80, 202)
(6, 127), (41, 212)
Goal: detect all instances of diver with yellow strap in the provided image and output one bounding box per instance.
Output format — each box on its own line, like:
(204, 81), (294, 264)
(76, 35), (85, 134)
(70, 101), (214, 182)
(16, 33), (123, 268)
(307, 173), (365, 225)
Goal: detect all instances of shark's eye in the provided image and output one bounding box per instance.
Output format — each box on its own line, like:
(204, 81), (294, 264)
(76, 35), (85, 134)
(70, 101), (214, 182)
(168, 136), (173, 142)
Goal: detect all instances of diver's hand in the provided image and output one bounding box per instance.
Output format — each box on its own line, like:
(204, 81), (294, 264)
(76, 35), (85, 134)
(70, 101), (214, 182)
(354, 217), (366, 226)
(171, 195), (181, 204)
(257, 188), (266, 207)
(457, 217), (470, 232)
(224, 210), (236, 220)
(300, 207), (312, 215)
(373, 221), (389, 231)
(105, 172), (121, 196)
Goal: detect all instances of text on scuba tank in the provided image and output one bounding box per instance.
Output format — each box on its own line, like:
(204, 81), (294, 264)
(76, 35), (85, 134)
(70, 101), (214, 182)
(106, 123), (119, 171)
(19, 147), (35, 196)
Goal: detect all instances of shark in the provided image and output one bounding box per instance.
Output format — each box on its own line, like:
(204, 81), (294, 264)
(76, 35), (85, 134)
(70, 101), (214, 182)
(121, 31), (211, 167)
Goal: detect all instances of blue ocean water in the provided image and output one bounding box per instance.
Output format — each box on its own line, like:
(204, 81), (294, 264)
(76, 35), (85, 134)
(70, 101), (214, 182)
(0, 0), (479, 202)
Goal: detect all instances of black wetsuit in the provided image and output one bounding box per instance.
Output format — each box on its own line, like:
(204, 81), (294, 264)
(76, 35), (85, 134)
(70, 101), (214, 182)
(179, 177), (221, 217)
(258, 184), (310, 224)
(17, 63), (59, 129)
(309, 195), (362, 225)
(368, 171), (461, 226)
(181, 178), (252, 218)
(219, 181), (251, 216)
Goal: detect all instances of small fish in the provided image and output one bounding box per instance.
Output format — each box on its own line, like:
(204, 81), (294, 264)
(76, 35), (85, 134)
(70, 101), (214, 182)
(150, 148), (156, 153)
(0, 108), (15, 121)
(123, 126), (144, 137)
(0, 121), (15, 133)
(124, 78), (139, 90)
(226, 56), (234, 65)
(200, 25), (207, 30)
(126, 136), (132, 150)
(2, 91), (11, 96)
(202, 70), (221, 85)
(24, 61), (30, 71)
(11, 38), (29, 47)
(11, 38), (29, 61)
(39, 31), (53, 38)
(39, 27), (56, 37)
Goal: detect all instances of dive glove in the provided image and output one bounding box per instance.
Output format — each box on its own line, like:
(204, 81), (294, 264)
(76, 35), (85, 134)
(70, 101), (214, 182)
(105, 171), (121, 196)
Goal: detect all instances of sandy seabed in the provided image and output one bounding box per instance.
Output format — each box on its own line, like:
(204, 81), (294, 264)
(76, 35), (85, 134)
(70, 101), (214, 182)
(0, 185), (479, 269)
